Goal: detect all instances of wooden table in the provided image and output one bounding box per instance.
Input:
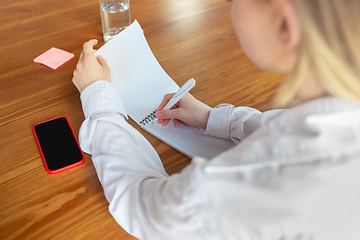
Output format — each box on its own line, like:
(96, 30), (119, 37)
(0, 0), (283, 239)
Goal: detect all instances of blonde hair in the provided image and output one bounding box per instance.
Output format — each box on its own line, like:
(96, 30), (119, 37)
(274, 0), (360, 107)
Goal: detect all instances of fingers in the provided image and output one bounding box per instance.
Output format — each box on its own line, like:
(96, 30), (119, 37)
(82, 39), (98, 58)
(78, 39), (98, 64)
(156, 94), (182, 127)
(160, 108), (182, 119)
(173, 119), (181, 128)
(96, 55), (111, 82)
(157, 93), (175, 111)
(161, 119), (170, 126)
(78, 51), (84, 62)
(96, 55), (108, 67)
(158, 118), (180, 127)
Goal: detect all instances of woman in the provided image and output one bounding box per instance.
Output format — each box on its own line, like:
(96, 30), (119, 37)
(73, 0), (360, 239)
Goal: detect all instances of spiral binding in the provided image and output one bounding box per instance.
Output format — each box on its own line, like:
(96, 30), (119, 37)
(140, 109), (157, 126)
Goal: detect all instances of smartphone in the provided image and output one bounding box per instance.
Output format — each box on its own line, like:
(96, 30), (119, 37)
(33, 116), (85, 174)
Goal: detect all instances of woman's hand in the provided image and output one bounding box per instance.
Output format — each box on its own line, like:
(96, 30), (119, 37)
(72, 39), (111, 93)
(156, 93), (210, 129)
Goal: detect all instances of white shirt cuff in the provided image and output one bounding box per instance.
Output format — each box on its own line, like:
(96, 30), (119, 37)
(80, 80), (128, 119)
(202, 104), (234, 139)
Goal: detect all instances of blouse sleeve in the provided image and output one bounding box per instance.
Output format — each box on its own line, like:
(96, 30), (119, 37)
(202, 104), (284, 143)
(78, 80), (209, 240)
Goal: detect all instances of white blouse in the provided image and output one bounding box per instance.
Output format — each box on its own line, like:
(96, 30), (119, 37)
(79, 80), (360, 240)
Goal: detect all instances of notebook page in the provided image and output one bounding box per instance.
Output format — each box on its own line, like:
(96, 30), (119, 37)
(95, 20), (179, 122)
(144, 120), (236, 159)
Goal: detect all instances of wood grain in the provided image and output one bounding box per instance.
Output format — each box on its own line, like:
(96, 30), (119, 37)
(0, 0), (283, 239)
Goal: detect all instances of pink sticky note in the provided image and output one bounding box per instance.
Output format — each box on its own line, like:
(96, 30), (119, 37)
(33, 47), (74, 69)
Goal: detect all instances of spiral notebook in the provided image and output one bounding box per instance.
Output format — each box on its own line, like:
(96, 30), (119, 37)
(95, 20), (236, 159)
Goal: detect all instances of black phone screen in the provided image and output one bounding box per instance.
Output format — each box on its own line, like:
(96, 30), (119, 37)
(33, 117), (84, 173)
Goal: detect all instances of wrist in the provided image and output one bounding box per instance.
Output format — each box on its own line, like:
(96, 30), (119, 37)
(196, 108), (211, 129)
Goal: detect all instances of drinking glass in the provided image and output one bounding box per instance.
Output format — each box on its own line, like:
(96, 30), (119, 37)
(99, 0), (131, 42)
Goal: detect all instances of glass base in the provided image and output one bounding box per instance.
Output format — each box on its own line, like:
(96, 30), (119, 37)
(103, 27), (128, 42)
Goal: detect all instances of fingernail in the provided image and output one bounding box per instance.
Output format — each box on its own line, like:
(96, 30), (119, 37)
(155, 113), (161, 118)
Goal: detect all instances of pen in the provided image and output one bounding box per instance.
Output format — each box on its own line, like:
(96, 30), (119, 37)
(162, 78), (196, 110)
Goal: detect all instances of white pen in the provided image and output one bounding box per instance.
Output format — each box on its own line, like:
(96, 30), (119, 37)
(162, 78), (196, 110)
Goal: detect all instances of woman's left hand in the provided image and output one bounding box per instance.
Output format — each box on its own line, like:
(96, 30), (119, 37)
(72, 39), (111, 93)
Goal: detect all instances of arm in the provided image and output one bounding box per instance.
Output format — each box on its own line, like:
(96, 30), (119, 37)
(73, 40), (208, 239)
(79, 81), (207, 239)
(203, 104), (284, 143)
(156, 94), (284, 144)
